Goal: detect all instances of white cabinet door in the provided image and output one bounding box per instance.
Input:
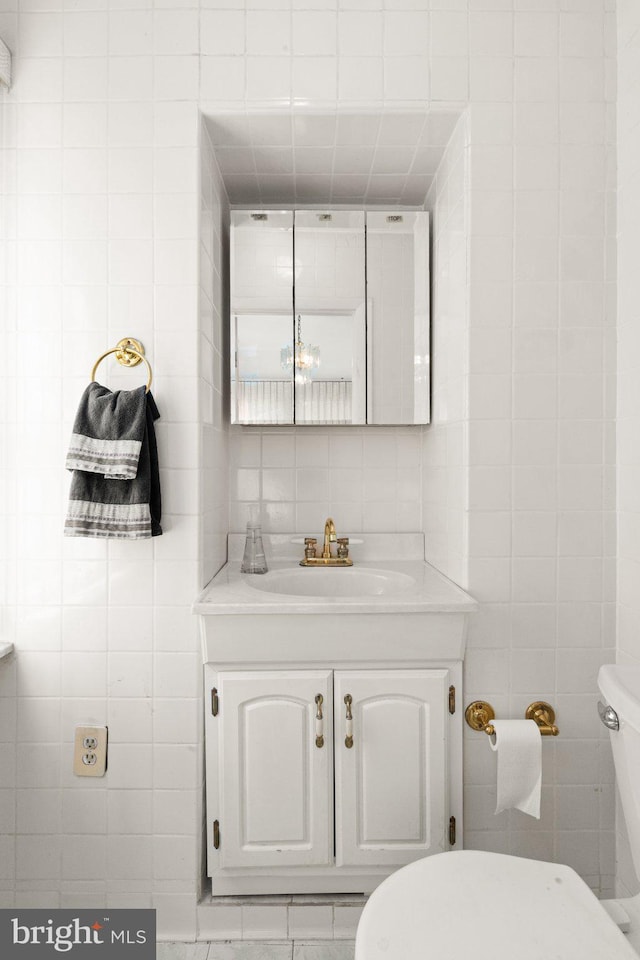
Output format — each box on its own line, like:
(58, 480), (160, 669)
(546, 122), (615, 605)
(217, 670), (333, 868)
(334, 669), (449, 868)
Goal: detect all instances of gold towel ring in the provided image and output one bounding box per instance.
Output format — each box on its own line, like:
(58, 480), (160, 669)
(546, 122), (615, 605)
(91, 338), (152, 393)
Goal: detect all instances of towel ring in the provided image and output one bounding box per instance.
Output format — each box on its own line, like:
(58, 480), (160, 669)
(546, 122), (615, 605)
(91, 338), (153, 393)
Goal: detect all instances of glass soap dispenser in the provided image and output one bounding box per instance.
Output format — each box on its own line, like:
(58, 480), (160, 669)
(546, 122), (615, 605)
(240, 509), (268, 574)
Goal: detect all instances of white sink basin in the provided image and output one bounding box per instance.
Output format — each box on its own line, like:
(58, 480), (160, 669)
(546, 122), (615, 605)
(245, 566), (416, 598)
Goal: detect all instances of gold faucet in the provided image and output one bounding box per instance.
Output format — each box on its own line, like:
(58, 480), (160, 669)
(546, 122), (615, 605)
(300, 518), (353, 567)
(322, 517), (336, 559)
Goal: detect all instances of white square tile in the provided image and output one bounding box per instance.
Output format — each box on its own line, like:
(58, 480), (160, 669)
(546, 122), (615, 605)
(384, 12), (429, 56)
(154, 789), (198, 837)
(107, 790), (153, 835)
(293, 57), (338, 101)
(63, 11), (107, 56)
(106, 836), (153, 881)
(16, 836), (62, 882)
(108, 56), (153, 102)
(289, 906), (334, 939)
(338, 12), (382, 55)
(293, 11), (336, 55)
(156, 56), (200, 102)
(154, 9), (198, 55)
(430, 10), (468, 56)
(153, 744), (199, 791)
(198, 906), (243, 942)
(62, 54), (107, 101)
(106, 744), (153, 790)
(201, 56), (246, 102)
(242, 906), (289, 940)
(384, 56), (430, 101)
(16, 789), (60, 835)
(108, 699), (153, 745)
(61, 652), (107, 698)
(515, 11), (558, 56)
(108, 10), (153, 56)
(108, 148), (153, 194)
(201, 10), (245, 55)
(153, 699), (199, 744)
(247, 11), (291, 55)
(19, 13), (63, 57)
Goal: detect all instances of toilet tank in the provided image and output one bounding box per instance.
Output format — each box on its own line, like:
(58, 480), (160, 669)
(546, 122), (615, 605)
(598, 665), (640, 881)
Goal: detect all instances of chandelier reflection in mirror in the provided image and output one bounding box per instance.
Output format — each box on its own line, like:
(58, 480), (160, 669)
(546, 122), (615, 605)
(281, 315), (321, 385)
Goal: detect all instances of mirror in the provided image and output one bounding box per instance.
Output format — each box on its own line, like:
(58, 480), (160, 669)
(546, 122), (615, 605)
(366, 212), (430, 425)
(230, 209), (430, 426)
(230, 211), (294, 425)
(294, 211), (366, 425)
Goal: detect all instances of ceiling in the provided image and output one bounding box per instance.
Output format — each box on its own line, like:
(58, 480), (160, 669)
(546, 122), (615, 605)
(205, 110), (461, 207)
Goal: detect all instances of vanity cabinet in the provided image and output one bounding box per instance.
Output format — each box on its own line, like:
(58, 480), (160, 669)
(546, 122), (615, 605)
(205, 665), (451, 894)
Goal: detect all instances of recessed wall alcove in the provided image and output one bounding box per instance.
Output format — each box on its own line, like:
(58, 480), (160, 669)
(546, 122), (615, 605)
(197, 105), (470, 582)
(203, 108), (463, 207)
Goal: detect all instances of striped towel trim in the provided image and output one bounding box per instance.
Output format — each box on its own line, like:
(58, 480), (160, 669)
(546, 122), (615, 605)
(64, 500), (152, 540)
(66, 433), (142, 480)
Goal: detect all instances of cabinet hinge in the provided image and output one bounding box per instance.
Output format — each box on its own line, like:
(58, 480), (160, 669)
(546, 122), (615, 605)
(213, 820), (220, 849)
(449, 815), (456, 846)
(448, 685), (456, 715)
(211, 688), (219, 717)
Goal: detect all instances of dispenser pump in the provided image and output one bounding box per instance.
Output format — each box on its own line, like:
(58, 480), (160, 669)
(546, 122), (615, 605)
(240, 508), (268, 574)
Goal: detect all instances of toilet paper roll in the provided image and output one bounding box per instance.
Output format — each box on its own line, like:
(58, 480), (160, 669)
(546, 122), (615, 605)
(490, 719), (542, 819)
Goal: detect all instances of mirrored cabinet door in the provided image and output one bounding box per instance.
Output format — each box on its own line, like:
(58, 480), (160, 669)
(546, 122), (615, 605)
(229, 209), (430, 426)
(365, 212), (430, 425)
(230, 210), (294, 425)
(294, 211), (366, 426)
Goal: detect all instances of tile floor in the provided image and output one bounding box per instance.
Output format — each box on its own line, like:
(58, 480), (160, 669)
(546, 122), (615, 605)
(158, 943), (355, 960)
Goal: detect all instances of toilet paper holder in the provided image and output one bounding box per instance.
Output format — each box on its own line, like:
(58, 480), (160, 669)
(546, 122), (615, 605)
(465, 700), (559, 737)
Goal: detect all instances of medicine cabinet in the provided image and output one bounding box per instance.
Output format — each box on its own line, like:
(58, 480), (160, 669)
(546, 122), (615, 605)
(230, 209), (430, 426)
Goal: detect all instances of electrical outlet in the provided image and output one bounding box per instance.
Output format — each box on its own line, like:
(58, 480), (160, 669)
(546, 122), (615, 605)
(73, 725), (108, 777)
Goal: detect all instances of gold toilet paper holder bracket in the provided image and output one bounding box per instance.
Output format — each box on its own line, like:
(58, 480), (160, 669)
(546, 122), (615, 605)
(465, 700), (559, 737)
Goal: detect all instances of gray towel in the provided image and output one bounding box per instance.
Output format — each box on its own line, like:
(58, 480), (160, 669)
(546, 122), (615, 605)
(64, 383), (162, 540)
(66, 382), (148, 479)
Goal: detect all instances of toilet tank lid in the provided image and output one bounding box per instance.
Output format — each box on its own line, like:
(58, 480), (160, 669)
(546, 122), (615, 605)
(598, 664), (640, 730)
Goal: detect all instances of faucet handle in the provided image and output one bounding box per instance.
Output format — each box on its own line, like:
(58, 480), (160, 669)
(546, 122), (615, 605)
(337, 537), (349, 559)
(304, 537), (317, 559)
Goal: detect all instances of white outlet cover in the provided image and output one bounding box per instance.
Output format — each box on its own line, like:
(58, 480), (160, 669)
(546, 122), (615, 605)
(73, 725), (108, 777)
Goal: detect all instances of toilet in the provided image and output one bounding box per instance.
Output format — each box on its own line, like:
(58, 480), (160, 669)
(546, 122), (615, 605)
(355, 664), (640, 959)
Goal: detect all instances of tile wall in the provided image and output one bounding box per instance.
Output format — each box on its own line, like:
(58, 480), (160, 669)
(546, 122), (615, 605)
(199, 120), (229, 589)
(0, 8), (209, 938)
(616, 0), (640, 897)
(460, 10), (617, 891)
(423, 113), (468, 587)
(0, 0), (621, 940)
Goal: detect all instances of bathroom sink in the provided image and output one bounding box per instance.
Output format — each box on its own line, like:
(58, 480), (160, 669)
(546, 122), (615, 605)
(245, 566), (416, 598)
(194, 535), (478, 663)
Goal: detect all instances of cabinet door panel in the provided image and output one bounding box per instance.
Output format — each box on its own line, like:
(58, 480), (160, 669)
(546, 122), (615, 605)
(293, 210), (366, 425)
(219, 670), (333, 868)
(334, 669), (448, 868)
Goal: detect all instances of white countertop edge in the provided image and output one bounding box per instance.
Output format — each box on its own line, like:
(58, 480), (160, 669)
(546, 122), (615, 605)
(195, 601), (475, 615)
(0, 641), (14, 661)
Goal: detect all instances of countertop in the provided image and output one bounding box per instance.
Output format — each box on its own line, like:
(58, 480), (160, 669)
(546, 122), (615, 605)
(193, 559), (477, 617)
